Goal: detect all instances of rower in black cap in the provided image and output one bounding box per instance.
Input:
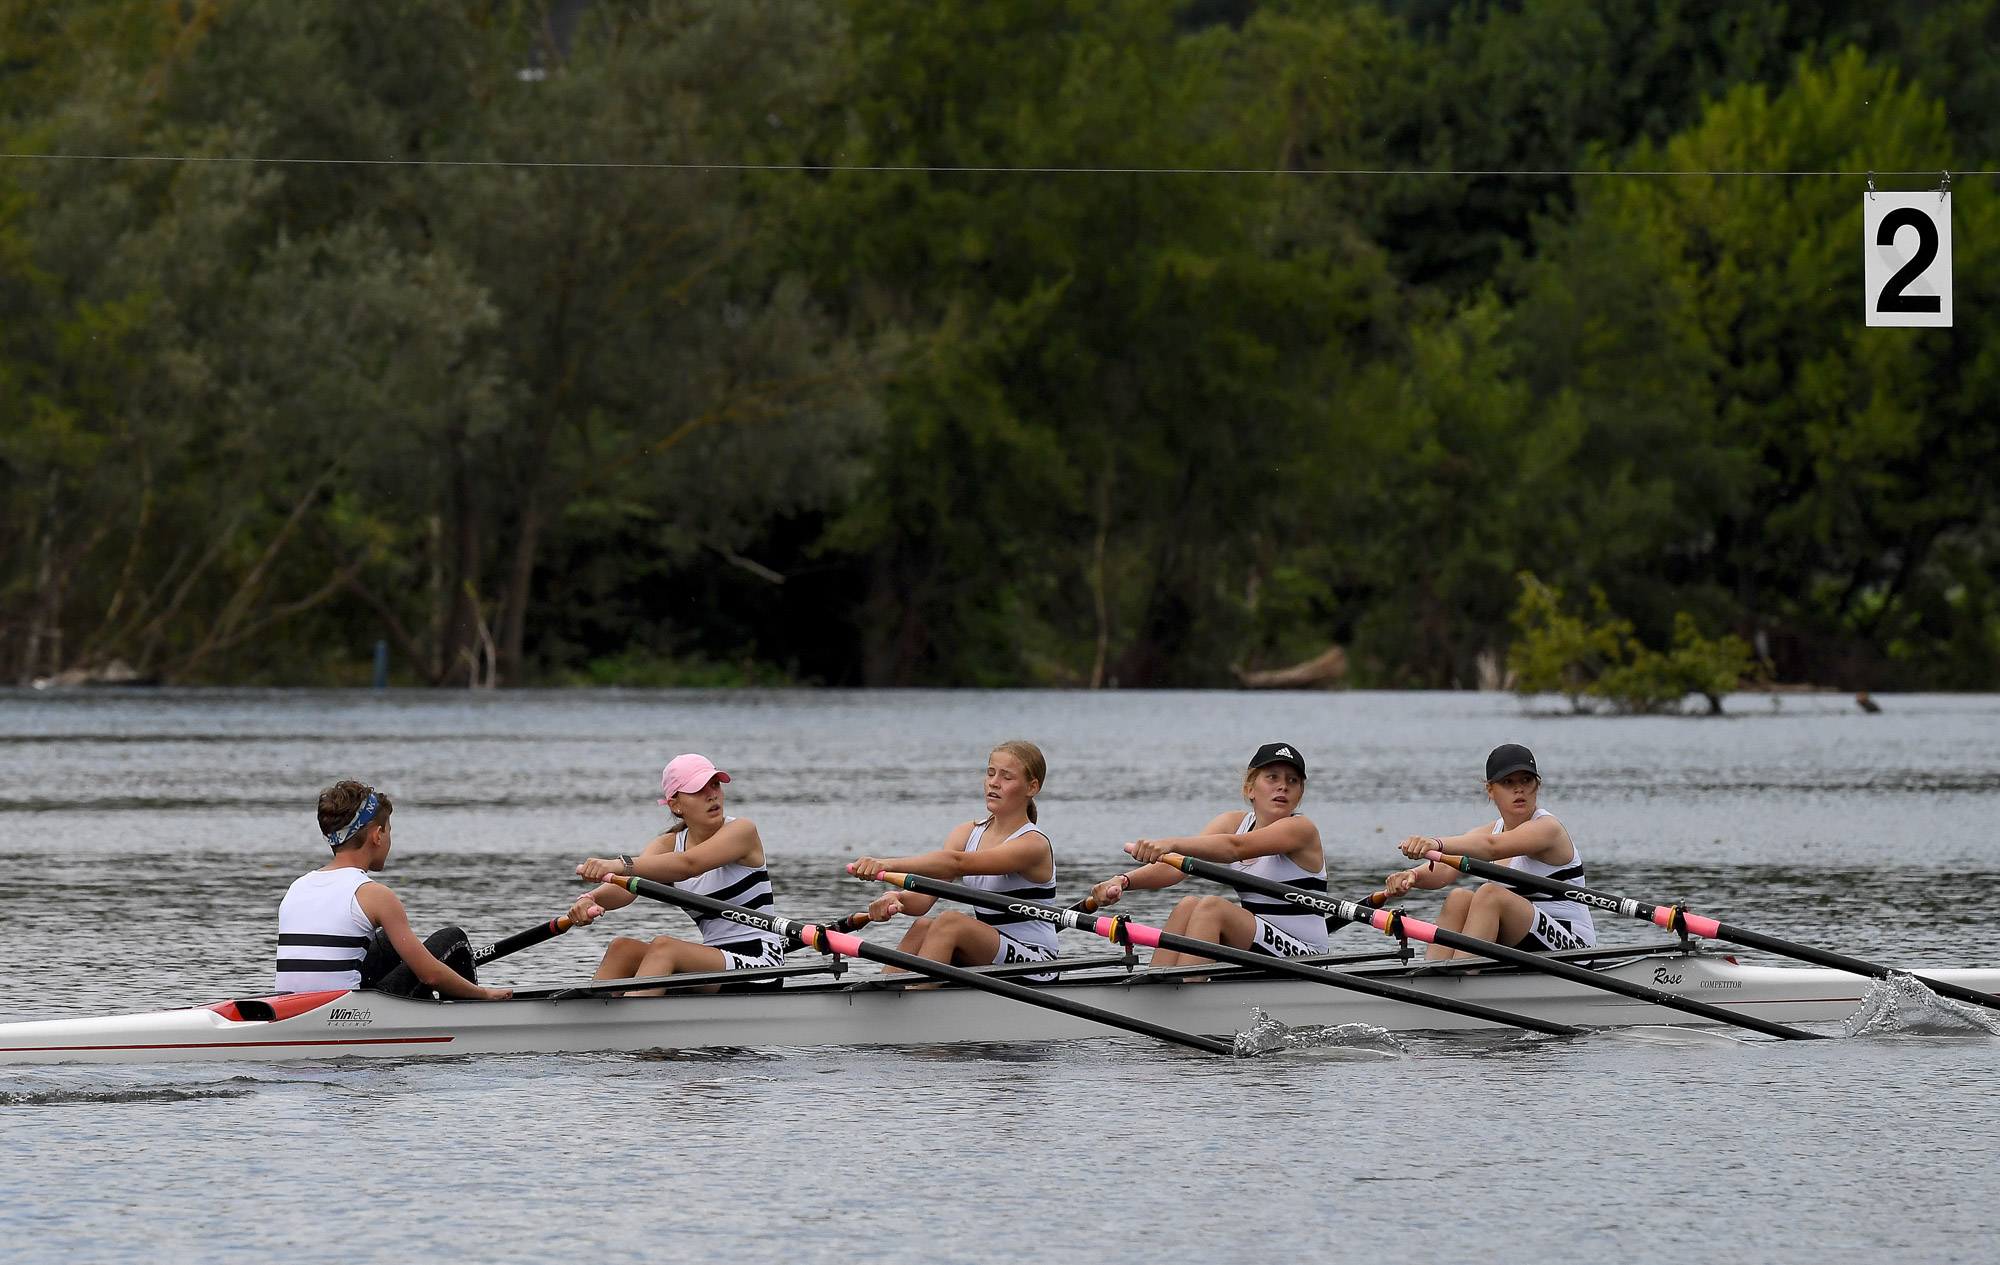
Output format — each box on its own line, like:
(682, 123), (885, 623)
(1088, 742), (1330, 969)
(1382, 744), (1596, 957)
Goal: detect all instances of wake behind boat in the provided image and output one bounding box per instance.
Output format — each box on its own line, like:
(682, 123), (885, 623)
(6, 945), (1993, 1065)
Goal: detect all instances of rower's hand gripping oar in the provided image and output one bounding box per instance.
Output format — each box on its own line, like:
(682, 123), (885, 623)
(472, 916), (575, 967)
(1422, 848), (2000, 1014)
(861, 871), (1582, 1036)
(1149, 849), (1825, 1041)
(590, 875), (1235, 1056)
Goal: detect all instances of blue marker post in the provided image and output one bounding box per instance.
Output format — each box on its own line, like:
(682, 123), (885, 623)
(372, 640), (389, 690)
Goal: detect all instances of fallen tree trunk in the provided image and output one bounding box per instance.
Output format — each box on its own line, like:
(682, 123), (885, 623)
(1234, 646), (1347, 689)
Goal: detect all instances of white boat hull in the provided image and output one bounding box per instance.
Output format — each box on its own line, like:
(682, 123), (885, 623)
(4, 954), (1994, 1065)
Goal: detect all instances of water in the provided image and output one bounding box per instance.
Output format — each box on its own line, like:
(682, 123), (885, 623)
(4, 688), (1999, 1262)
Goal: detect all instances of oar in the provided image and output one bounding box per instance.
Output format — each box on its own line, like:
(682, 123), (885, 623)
(592, 875), (1235, 1056)
(1069, 882), (1388, 915)
(1150, 850), (1825, 1040)
(472, 916), (574, 966)
(1422, 848), (2000, 1014)
(863, 871), (1582, 1036)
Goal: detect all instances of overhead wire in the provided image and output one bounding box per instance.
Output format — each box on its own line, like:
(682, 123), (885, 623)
(0, 152), (1979, 179)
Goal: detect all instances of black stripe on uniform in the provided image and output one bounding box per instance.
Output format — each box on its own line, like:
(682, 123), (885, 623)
(274, 957), (364, 973)
(709, 937), (778, 954)
(704, 871), (773, 905)
(1506, 864), (1585, 901)
(975, 910), (1043, 928)
(1262, 876), (1328, 893)
(277, 933), (372, 948)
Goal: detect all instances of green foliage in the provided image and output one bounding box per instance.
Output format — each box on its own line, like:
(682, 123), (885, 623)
(1506, 574), (1628, 710)
(1509, 573), (1761, 713)
(4, 2), (2000, 692)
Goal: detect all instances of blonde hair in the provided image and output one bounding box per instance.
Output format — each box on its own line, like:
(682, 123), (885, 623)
(985, 739), (1047, 824)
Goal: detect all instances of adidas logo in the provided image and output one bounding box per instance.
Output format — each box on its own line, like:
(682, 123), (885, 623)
(1275, 747), (1294, 758)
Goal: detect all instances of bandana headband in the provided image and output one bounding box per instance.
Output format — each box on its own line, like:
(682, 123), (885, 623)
(326, 790), (380, 849)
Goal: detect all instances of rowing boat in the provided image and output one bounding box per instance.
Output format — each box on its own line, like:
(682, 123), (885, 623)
(4, 942), (1988, 1065)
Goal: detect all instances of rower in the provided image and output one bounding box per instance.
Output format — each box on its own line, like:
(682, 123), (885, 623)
(1089, 742), (1328, 969)
(569, 754), (787, 993)
(848, 740), (1060, 980)
(1384, 743), (1596, 958)
(275, 781), (511, 1000)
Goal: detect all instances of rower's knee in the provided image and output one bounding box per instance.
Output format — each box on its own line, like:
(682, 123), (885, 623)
(608, 936), (646, 953)
(1472, 882), (1514, 908)
(1440, 888), (1474, 914)
(929, 910), (978, 945)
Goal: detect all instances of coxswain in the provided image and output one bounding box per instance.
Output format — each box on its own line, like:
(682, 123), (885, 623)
(1089, 742), (1328, 968)
(274, 781), (511, 999)
(848, 740), (1060, 980)
(569, 754), (787, 993)
(1384, 743), (1596, 957)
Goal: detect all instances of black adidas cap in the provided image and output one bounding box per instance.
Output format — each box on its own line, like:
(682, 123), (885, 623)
(1485, 743), (1538, 782)
(1248, 742), (1306, 779)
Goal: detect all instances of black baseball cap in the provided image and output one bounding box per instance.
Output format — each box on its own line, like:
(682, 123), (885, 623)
(1485, 743), (1538, 782)
(1248, 742), (1307, 779)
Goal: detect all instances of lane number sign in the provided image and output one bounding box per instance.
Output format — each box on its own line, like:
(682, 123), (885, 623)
(1864, 192), (1951, 327)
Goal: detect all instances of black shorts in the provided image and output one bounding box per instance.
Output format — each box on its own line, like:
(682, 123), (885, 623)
(358, 926), (476, 999)
(711, 938), (787, 992)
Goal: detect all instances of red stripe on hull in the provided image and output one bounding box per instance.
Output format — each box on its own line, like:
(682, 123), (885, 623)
(9, 1036), (454, 1054)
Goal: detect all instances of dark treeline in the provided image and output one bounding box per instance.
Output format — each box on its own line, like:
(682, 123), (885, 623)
(3, 0), (1998, 690)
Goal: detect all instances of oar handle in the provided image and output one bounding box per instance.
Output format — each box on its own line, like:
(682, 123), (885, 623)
(473, 916), (575, 966)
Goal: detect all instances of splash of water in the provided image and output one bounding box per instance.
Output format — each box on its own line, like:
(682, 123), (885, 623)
(1232, 1007), (1405, 1058)
(1842, 971), (2000, 1038)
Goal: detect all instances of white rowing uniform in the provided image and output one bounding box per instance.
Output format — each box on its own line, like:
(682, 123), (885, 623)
(670, 818), (786, 970)
(1494, 808), (1596, 951)
(1231, 812), (1330, 957)
(962, 820), (1060, 979)
(275, 868), (376, 993)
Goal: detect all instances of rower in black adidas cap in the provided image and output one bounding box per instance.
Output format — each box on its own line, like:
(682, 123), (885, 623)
(1382, 743), (1596, 957)
(1089, 742), (1330, 969)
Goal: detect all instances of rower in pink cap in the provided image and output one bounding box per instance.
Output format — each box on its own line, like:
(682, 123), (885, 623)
(567, 754), (787, 994)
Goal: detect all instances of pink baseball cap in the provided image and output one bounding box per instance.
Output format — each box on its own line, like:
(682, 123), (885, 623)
(658, 753), (729, 803)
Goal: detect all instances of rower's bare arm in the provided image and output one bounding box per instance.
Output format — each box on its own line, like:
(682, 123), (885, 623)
(1484, 817), (1572, 864)
(356, 884), (510, 1001)
(1421, 817), (1570, 864)
(570, 835), (674, 919)
(642, 817), (762, 880)
(848, 822), (983, 882)
(1384, 857), (1457, 898)
(867, 890), (937, 920)
(938, 829), (1052, 881)
(1169, 815), (1319, 865)
(568, 882), (630, 924)
(1400, 820), (1521, 862)
(575, 833), (675, 885)
(1090, 860), (1185, 907)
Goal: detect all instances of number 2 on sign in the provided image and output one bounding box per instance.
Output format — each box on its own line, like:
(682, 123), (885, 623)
(1864, 193), (1952, 328)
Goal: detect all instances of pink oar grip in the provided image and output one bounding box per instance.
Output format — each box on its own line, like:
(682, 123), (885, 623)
(813, 927), (866, 955)
(1093, 917), (1162, 948)
(1651, 907), (1721, 938)
(1367, 910), (1438, 944)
